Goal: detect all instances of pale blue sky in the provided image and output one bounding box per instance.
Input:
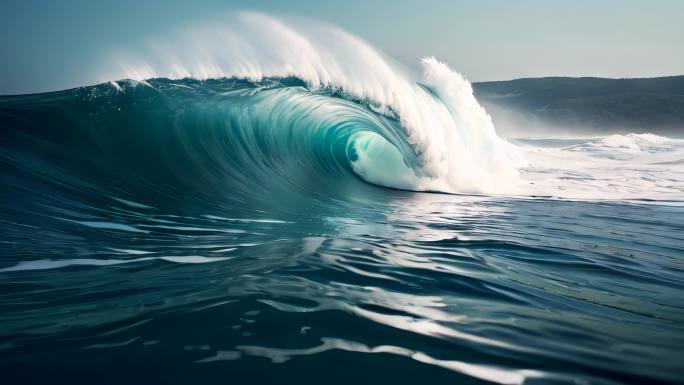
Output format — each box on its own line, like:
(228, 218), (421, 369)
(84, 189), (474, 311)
(1, 0), (683, 94)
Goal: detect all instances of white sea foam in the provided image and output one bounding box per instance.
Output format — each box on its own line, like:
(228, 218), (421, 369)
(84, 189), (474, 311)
(517, 133), (684, 201)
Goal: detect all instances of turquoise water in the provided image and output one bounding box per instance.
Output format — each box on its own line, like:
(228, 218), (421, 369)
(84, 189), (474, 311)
(1, 79), (683, 385)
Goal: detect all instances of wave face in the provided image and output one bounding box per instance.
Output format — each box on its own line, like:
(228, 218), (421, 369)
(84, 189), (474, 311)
(1, 13), (684, 385)
(105, 12), (524, 195)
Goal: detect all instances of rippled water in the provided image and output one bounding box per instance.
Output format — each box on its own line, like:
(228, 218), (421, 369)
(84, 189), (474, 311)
(1, 191), (683, 384)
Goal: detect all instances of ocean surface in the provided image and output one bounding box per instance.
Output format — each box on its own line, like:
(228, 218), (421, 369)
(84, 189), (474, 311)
(1, 13), (684, 385)
(1, 77), (683, 385)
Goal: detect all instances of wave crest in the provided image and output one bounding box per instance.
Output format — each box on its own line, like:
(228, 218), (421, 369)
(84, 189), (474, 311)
(105, 12), (523, 194)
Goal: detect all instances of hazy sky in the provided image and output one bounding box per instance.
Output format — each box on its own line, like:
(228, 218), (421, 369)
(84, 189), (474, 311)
(1, 0), (683, 94)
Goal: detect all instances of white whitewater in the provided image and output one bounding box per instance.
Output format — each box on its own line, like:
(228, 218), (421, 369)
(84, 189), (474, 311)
(518, 133), (684, 201)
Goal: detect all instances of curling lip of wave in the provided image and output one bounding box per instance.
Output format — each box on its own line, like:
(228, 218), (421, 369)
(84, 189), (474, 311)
(104, 12), (524, 195)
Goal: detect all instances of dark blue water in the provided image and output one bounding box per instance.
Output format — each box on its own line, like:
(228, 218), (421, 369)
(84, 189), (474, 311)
(1, 80), (683, 385)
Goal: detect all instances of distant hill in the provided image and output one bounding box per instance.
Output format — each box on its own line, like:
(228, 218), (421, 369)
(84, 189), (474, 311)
(472, 76), (684, 137)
